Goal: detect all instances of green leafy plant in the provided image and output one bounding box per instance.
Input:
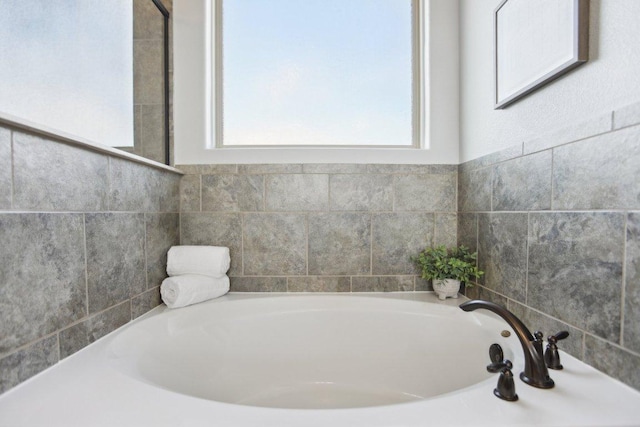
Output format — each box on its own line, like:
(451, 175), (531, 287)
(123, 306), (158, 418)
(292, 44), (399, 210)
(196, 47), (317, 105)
(412, 245), (483, 285)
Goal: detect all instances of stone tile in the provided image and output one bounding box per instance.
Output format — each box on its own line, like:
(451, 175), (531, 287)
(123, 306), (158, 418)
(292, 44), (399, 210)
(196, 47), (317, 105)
(86, 213), (146, 314)
(202, 174), (264, 212)
(352, 276), (414, 292)
(146, 213), (180, 288)
(394, 174), (457, 212)
(230, 277), (287, 292)
(477, 213), (528, 302)
(110, 161), (179, 213)
(0, 335), (58, 394)
(109, 157), (156, 212)
(158, 171), (181, 212)
(524, 112), (612, 154)
(492, 151), (552, 211)
(140, 104), (166, 164)
(552, 126), (640, 209)
(528, 212), (625, 342)
(614, 101), (640, 130)
(180, 213), (242, 276)
(330, 174), (393, 211)
(415, 277), (433, 291)
(302, 164), (368, 174)
(132, 105), (142, 155)
(13, 132), (108, 211)
(457, 213), (478, 253)
(624, 212), (640, 353)
(459, 143), (523, 174)
(180, 174), (201, 212)
(508, 301), (584, 359)
(288, 276), (351, 292)
(133, 0), (164, 40)
(0, 213), (86, 356)
(266, 174), (328, 211)
(176, 164), (237, 175)
(458, 167), (491, 213)
(372, 213), (434, 275)
(59, 301), (130, 359)
(463, 285), (508, 306)
(584, 334), (640, 391)
(134, 39), (164, 105)
(243, 213), (307, 275)
(308, 213), (371, 275)
(238, 164), (302, 174)
(367, 164), (457, 174)
(0, 126), (11, 209)
(434, 213), (457, 248)
(132, 287), (162, 319)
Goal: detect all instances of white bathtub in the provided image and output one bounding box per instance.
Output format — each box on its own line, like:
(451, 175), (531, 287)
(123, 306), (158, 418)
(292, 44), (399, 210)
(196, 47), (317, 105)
(1, 293), (639, 426)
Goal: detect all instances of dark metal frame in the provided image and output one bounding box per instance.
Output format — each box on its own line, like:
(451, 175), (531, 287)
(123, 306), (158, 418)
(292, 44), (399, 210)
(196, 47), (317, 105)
(151, 0), (171, 165)
(494, 0), (589, 109)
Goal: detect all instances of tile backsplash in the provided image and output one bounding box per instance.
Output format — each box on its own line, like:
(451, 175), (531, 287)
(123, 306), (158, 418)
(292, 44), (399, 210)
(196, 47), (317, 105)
(0, 124), (181, 393)
(176, 164), (458, 292)
(458, 101), (640, 391)
(3, 99), (639, 397)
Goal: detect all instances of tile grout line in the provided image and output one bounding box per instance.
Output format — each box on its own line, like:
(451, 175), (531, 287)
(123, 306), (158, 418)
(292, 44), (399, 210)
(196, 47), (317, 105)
(550, 147), (555, 210)
(82, 213), (90, 319)
(620, 212), (628, 347)
(10, 129), (15, 209)
(241, 212), (245, 277)
(142, 212), (149, 317)
(525, 212), (530, 306)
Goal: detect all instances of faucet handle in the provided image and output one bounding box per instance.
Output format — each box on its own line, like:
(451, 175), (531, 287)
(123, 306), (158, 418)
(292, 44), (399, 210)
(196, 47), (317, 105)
(485, 349), (519, 401)
(492, 360), (519, 402)
(548, 331), (569, 344)
(545, 331), (570, 370)
(489, 343), (504, 363)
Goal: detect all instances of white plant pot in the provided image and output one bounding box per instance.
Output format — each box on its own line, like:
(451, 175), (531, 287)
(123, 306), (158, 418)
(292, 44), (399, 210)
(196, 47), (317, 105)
(433, 279), (461, 300)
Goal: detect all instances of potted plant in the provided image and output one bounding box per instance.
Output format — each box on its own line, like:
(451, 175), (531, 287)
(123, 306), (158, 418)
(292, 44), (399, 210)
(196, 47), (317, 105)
(413, 245), (483, 300)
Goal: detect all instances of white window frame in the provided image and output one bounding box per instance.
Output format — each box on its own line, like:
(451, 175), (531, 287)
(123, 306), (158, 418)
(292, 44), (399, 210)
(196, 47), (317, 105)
(173, 0), (459, 164)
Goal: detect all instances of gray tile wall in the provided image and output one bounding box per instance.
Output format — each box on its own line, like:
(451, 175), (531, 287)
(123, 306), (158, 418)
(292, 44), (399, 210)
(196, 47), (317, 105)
(0, 124), (181, 394)
(458, 100), (640, 391)
(120, 0), (173, 165)
(177, 164), (458, 293)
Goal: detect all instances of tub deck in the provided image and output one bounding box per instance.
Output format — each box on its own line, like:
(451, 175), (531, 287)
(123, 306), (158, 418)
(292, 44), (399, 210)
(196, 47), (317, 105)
(0, 293), (639, 426)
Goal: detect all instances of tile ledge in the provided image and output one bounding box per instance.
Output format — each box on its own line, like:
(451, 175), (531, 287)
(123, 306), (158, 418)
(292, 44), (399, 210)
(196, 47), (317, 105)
(0, 112), (183, 175)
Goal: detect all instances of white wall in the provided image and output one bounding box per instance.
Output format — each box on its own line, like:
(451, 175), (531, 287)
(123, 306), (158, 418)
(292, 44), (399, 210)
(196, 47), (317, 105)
(460, 0), (640, 162)
(173, 0), (460, 164)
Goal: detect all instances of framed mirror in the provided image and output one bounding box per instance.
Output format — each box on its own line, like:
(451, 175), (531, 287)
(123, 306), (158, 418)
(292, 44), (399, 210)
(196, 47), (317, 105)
(494, 0), (589, 109)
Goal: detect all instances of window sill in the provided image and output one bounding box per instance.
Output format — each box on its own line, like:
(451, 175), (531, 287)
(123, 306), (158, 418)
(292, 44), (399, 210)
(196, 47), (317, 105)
(176, 146), (454, 165)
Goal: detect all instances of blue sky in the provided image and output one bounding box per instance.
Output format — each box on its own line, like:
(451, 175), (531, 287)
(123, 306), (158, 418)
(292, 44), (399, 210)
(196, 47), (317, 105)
(222, 0), (413, 146)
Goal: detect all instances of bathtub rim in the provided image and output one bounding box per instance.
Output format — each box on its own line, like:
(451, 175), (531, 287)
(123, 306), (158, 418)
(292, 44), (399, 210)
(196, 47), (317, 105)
(1, 292), (640, 427)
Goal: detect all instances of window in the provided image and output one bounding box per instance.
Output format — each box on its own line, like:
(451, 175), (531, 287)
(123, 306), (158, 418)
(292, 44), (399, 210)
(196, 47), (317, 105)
(217, 0), (420, 147)
(0, 0), (134, 147)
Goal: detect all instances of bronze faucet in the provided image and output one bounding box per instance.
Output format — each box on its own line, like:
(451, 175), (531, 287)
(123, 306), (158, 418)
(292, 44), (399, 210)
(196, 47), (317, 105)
(459, 300), (555, 389)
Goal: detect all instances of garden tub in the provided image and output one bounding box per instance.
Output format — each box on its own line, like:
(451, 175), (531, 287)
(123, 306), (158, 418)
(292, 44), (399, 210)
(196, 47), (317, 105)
(1, 293), (639, 426)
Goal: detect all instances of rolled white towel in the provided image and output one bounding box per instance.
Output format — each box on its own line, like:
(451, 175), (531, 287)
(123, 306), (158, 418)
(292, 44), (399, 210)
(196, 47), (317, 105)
(166, 246), (230, 278)
(160, 274), (230, 309)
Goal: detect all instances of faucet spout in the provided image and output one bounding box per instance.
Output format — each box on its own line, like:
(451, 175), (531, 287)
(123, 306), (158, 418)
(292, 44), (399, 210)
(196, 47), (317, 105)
(460, 299), (554, 389)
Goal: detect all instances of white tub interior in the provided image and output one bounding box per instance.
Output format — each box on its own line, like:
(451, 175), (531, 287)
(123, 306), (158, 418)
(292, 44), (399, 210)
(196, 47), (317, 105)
(108, 295), (515, 409)
(2, 293), (640, 427)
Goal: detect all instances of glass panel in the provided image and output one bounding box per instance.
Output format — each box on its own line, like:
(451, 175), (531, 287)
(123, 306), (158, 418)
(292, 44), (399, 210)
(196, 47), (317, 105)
(0, 0), (134, 147)
(222, 0), (413, 146)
